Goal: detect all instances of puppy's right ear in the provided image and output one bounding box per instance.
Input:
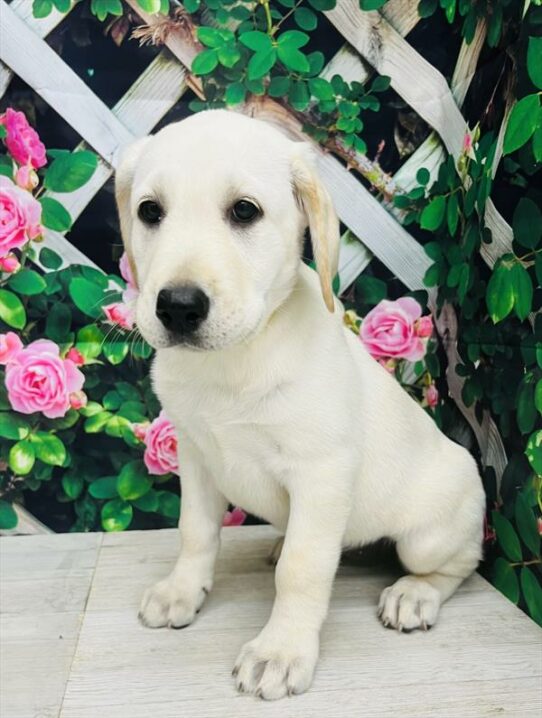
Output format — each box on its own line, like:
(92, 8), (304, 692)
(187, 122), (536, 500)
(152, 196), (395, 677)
(115, 137), (150, 287)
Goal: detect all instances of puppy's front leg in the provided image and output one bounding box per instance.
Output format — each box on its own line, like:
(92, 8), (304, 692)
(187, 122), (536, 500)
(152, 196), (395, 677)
(234, 471), (351, 700)
(139, 442), (227, 629)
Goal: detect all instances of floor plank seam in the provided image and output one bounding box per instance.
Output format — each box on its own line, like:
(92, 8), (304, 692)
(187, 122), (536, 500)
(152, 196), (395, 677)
(57, 533), (104, 718)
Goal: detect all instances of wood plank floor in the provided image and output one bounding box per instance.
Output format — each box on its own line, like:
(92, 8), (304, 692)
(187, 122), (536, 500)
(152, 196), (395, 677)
(1, 526), (541, 717)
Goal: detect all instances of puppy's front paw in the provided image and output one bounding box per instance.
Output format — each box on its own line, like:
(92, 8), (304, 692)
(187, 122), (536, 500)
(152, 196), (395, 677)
(233, 628), (319, 700)
(378, 575), (440, 632)
(139, 575), (209, 629)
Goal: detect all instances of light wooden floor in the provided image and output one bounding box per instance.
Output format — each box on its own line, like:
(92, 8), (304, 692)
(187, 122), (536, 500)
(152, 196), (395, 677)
(1, 526), (541, 718)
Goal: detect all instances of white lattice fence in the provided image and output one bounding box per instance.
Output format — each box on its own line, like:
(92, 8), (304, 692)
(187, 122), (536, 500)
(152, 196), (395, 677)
(0, 0), (507, 478)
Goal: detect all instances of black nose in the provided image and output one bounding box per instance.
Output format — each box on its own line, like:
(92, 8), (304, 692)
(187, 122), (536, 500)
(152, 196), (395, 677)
(156, 286), (210, 334)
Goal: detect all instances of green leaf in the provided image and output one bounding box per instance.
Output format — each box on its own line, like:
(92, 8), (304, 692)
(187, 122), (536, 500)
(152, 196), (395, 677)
(8, 269), (46, 296)
(247, 48), (277, 80)
(0, 413), (30, 441)
(192, 49), (218, 76)
(69, 277), (104, 319)
(103, 339), (129, 365)
(39, 247), (63, 270)
(355, 275), (387, 305)
(46, 303), (72, 342)
(277, 44), (310, 73)
(307, 0), (335, 9)
(44, 151), (98, 192)
(30, 432), (66, 466)
(89, 476), (118, 499)
(158, 491), (180, 519)
(493, 557), (519, 604)
(527, 36), (542, 89)
(101, 499), (133, 532)
(513, 197), (541, 250)
(133, 490), (160, 512)
(420, 196), (446, 231)
(511, 262), (533, 321)
(294, 7), (317, 30)
(360, 0), (387, 8)
(515, 494), (540, 558)
(79, 401), (103, 418)
(486, 258), (515, 323)
(39, 197), (72, 232)
(517, 374), (537, 435)
(285, 80), (309, 111)
(268, 75), (290, 97)
(90, 0), (124, 21)
(197, 26), (226, 48)
(533, 126), (542, 163)
(0, 500), (18, 530)
(137, 0), (161, 12)
(217, 44), (241, 68)
(9, 440), (35, 476)
(308, 77), (334, 101)
(84, 411), (112, 433)
(536, 379), (542, 415)
(32, 0), (53, 18)
(416, 167), (430, 186)
(526, 430), (542, 475)
(76, 324), (104, 359)
(447, 191), (459, 236)
(239, 31), (273, 52)
(117, 460), (152, 501)
(492, 510), (522, 562)
(277, 30), (310, 49)
(503, 94), (541, 155)
(521, 567), (542, 626)
(225, 81), (246, 105)
(370, 75), (391, 93)
(184, 0), (200, 11)
(0, 289), (26, 330)
(62, 474), (84, 500)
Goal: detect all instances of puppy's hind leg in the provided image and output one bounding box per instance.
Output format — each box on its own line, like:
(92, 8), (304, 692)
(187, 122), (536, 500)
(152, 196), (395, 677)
(378, 493), (484, 632)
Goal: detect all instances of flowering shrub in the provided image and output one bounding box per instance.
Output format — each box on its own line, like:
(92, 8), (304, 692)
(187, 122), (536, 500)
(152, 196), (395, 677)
(345, 297), (440, 414)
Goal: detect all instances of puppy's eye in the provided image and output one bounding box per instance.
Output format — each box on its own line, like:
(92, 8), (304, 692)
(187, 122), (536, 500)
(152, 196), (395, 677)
(231, 199), (260, 224)
(138, 200), (163, 225)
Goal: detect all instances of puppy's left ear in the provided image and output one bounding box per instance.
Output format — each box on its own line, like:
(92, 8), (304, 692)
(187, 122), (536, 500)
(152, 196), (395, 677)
(291, 145), (340, 312)
(115, 136), (150, 288)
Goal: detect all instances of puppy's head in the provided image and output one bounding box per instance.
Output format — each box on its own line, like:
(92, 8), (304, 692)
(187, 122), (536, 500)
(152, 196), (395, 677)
(116, 110), (339, 351)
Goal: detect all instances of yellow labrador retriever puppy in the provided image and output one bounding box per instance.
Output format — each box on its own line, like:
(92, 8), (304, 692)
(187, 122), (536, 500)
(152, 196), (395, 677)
(115, 109), (485, 700)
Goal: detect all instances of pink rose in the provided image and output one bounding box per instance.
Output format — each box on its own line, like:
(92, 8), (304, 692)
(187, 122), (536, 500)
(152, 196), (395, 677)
(133, 422), (149, 442)
(537, 517), (542, 537)
(483, 515), (496, 544)
(143, 410), (179, 476)
(4, 339), (85, 418)
(15, 165), (39, 191)
(103, 302), (134, 330)
(0, 176), (43, 256)
(360, 297), (426, 362)
(69, 390), (87, 410)
(0, 253), (21, 273)
(415, 315), (433, 338)
(223, 507), (247, 527)
(424, 383), (439, 408)
(0, 332), (23, 364)
(66, 347), (85, 366)
(0, 108), (47, 169)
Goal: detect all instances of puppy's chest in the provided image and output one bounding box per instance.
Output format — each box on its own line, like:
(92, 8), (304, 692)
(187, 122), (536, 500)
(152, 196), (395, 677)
(161, 380), (296, 487)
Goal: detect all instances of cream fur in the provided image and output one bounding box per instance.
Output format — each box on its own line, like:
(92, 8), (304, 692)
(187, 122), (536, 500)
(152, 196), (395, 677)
(116, 109), (485, 701)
